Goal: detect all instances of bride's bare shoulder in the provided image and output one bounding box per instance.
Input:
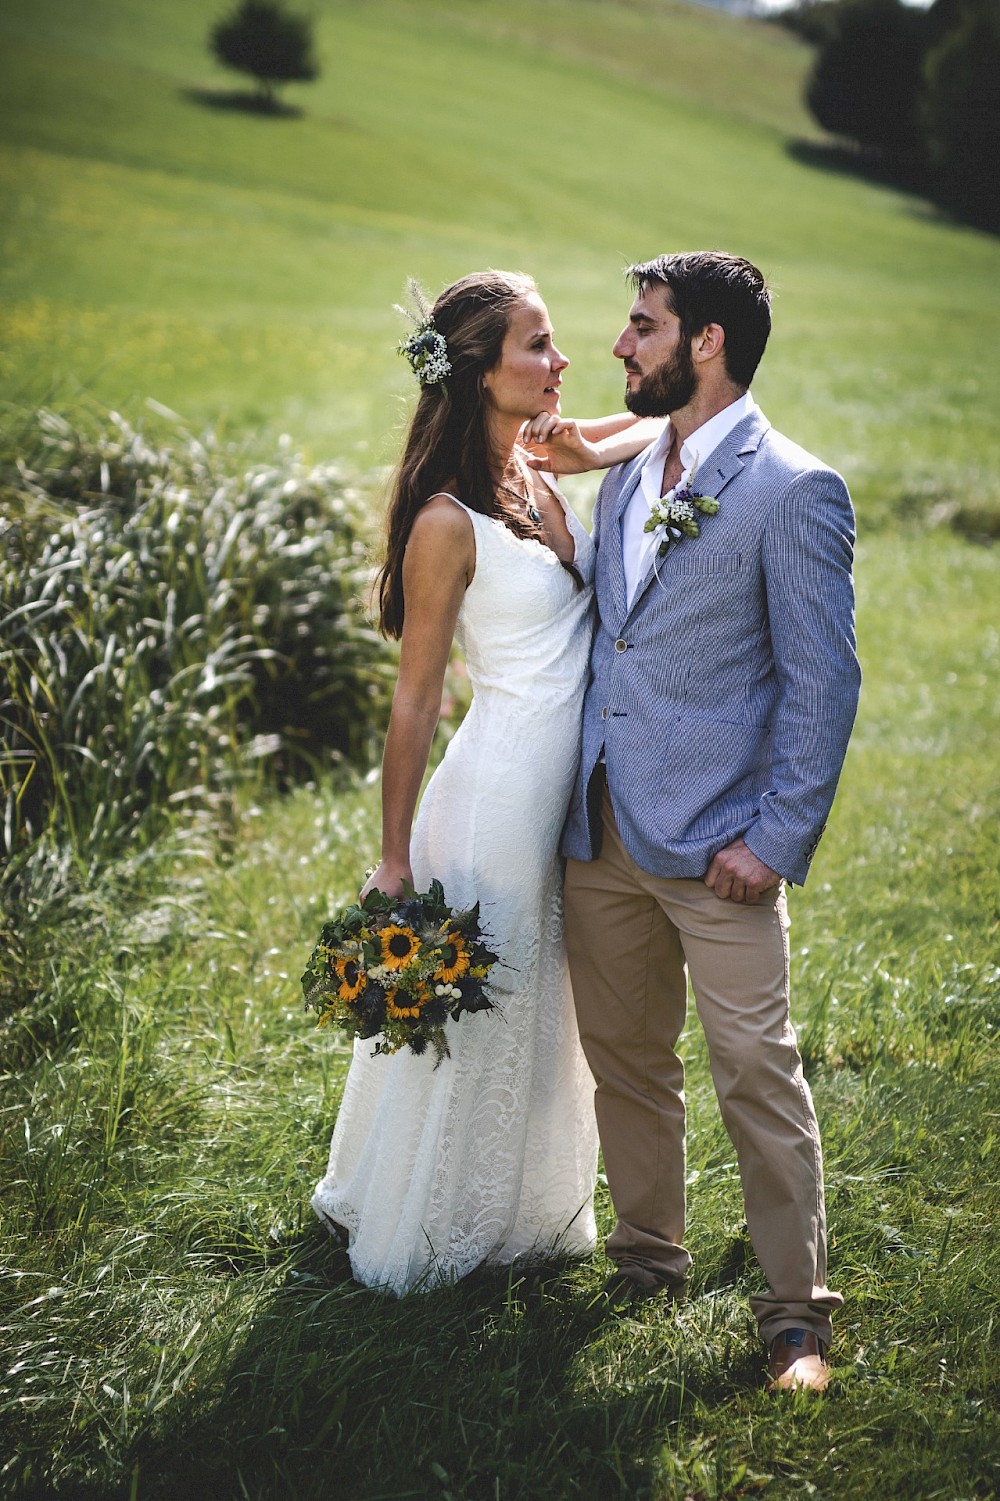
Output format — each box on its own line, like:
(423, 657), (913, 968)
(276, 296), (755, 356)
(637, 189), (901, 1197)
(410, 493), (472, 536)
(406, 493), (475, 571)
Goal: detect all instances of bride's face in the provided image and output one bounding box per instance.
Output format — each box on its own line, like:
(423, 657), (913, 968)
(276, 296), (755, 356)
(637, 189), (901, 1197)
(483, 294), (569, 424)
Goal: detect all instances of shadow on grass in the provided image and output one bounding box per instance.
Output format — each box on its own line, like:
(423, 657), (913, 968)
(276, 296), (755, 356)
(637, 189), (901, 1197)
(785, 138), (1000, 239)
(181, 86), (303, 119)
(135, 1228), (753, 1501)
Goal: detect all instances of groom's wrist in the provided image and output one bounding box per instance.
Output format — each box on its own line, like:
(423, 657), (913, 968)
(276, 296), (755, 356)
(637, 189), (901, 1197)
(742, 823), (799, 888)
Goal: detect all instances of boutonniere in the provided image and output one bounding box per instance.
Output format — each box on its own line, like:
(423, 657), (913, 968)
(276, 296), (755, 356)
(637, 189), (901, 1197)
(643, 463), (720, 559)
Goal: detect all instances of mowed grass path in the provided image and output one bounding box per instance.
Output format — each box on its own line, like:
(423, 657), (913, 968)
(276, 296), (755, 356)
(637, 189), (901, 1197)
(2, 0), (1000, 522)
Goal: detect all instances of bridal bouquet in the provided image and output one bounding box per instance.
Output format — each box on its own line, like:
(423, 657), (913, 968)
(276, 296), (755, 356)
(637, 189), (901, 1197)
(301, 879), (500, 1067)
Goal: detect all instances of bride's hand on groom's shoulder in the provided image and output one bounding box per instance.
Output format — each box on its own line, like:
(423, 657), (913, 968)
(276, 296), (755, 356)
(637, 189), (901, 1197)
(360, 861), (412, 902)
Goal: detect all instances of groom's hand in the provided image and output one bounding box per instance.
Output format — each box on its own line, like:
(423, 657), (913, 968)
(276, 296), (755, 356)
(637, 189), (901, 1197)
(704, 838), (780, 904)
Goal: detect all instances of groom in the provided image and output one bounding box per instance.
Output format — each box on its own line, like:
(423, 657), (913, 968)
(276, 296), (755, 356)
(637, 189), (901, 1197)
(561, 252), (861, 1392)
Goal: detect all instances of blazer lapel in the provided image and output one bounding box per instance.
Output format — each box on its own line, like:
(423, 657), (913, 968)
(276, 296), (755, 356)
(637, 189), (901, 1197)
(697, 407), (770, 498)
(605, 453), (646, 626)
(622, 409), (772, 622)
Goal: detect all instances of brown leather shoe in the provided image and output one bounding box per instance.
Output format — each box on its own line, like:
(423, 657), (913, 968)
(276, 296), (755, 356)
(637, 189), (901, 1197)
(767, 1328), (830, 1392)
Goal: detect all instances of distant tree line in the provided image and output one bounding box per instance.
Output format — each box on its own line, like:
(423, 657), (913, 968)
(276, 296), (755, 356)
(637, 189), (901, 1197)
(779, 0), (999, 229)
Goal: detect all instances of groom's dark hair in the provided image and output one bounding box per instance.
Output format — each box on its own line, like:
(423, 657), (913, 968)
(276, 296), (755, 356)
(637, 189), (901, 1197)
(627, 252), (771, 389)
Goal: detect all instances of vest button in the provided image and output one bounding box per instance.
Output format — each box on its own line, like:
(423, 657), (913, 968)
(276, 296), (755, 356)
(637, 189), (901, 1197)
(601, 707), (609, 720)
(614, 638), (628, 653)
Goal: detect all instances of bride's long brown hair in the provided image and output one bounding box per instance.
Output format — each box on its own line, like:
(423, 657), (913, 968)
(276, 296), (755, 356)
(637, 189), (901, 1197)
(377, 270), (541, 639)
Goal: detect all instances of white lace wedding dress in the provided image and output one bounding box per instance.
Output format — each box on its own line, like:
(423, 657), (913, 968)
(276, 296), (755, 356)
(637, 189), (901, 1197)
(311, 480), (600, 1294)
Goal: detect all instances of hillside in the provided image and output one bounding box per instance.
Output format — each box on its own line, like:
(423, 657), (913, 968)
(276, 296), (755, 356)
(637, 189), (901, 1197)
(1, 0), (999, 524)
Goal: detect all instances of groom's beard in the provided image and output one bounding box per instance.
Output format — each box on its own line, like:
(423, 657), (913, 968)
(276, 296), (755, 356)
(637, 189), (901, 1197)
(624, 341), (697, 417)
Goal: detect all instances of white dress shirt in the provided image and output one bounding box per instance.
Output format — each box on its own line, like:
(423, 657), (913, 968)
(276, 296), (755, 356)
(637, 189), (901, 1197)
(622, 390), (757, 606)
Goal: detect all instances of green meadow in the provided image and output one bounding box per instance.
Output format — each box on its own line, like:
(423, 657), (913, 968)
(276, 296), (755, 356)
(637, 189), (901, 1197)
(1, 2), (999, 1498)
(2, 0), (1000, 523)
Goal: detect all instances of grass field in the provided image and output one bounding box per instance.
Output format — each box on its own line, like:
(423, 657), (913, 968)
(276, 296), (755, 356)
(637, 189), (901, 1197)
(2, 1), (999, 1498)
(2, 532), (998, 1500)
(2, 0), (1000, 526)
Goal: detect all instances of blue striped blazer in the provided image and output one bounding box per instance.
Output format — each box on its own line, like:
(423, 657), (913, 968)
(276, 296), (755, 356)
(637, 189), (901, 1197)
(560, 407), (861, 886)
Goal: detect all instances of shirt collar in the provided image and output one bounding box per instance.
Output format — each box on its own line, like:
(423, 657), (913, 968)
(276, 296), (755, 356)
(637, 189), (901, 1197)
(640, 390), (756, 502)
(680, 390), (756, 478)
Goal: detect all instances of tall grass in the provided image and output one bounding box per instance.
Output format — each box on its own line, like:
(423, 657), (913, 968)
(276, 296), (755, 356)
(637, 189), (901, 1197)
(0, 406), (394, 1023)
(0, 409), (391, 863)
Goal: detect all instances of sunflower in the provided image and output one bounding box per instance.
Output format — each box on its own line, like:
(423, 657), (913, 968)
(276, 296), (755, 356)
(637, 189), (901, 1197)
(333, 953), (366, 1003)
(434, 931), (470, 984)
(385, 986), (427, 1020)
(379, 923), (421, 971)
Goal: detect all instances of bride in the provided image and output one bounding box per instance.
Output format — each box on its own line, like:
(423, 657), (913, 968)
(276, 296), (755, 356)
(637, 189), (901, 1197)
(311, 270), (652, 1294)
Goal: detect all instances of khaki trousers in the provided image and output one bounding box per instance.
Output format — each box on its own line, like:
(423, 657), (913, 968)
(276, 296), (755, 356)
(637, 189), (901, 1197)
(564, 785), (843, 1346)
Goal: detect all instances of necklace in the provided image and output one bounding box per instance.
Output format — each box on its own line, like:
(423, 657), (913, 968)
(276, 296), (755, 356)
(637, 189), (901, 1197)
(505, 466), (543, 526)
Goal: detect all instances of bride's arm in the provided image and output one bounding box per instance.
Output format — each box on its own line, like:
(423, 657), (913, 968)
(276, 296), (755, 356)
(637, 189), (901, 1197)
(360, 500), (474, 902)
(574, 413), (642, 443)
(520, 414), (665, 475)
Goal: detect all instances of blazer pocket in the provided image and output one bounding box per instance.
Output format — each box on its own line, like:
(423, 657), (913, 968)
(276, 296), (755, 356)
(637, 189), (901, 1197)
(668, 551), (743, 574)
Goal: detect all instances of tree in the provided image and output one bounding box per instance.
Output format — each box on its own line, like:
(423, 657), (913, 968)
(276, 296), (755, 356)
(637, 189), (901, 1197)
(787, 0), (1000, 230)
(804, 0), (930, 155)
(923, 0), (1000, 227)
(210, 1), (319, 110)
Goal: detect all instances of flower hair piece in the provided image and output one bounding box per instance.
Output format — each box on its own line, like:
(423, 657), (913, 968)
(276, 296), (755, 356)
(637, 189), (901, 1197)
(399, 325), (451, 386)
(395, 278), (451, 387)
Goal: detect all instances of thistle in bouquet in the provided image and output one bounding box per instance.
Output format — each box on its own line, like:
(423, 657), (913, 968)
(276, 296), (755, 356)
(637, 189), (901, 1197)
(302, 878), (500, 1067)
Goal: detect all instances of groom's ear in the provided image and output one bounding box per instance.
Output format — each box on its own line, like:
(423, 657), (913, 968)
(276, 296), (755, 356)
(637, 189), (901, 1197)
(692, 322), (726, 365)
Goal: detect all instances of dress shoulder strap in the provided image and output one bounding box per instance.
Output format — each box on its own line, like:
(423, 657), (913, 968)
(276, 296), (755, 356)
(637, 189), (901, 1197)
(423, 493), (480, 584)
(427, 490), (471, 514)
(427, 491), (487, 534)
